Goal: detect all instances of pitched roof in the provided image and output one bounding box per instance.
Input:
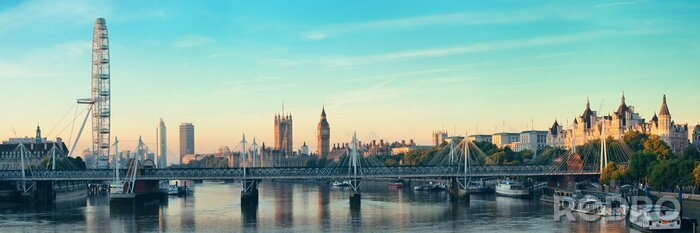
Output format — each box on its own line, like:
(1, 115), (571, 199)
(615, 93), (630, 117)
(581, 98), (594, 128)
(549, 119), (560, 135)
(659, 95), (670, 116)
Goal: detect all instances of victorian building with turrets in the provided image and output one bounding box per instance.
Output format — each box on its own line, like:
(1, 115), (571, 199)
(551, 94), (689, 153)
(647, 95), (688, 153)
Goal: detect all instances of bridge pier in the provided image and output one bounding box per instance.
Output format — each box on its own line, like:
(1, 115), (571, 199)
(449, 177), (469, 204)
(349, 179), (361, 208)
(20, 181), (88, 207)
(240, 179), (259, 207)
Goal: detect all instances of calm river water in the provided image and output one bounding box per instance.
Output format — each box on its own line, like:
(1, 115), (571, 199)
(1, 181), (699, 232)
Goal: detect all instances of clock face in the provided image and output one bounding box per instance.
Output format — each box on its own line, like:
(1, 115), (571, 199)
(322, 129), (329, 135)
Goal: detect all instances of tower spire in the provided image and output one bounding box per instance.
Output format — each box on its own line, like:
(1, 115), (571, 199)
(621, 92), (625, 104)
(659, 94), (670, 116)
(586, 97), (590, 109)
(35, 125), (41, 144)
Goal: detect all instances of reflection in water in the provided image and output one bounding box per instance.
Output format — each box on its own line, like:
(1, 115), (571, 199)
(350, 203), (361, 232)
(273, 182), (293, 228)
(1, 182), (699, 232)
(317, 184), (331, 231)
(241, 204), (258, 231)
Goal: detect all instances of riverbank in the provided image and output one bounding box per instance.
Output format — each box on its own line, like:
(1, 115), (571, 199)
(652, 191), (700, 202)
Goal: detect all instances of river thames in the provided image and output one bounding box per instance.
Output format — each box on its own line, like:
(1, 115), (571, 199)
(1, 181), (699, 232)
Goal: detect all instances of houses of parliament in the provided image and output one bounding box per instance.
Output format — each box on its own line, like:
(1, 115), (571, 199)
(272, 107), (330, 158)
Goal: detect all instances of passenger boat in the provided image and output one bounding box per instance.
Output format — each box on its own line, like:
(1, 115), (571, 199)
(598, 194), (627, 217)
(388, 180), (404, 189)
(109, 181), (124, 195)
(557, 196), (576, 209)
(573, 195), (603, 215)
(466, 179), (495, 194)
(495, 180), (529, 197)
(167, 185), (179, 195)
(414, 182), (447, 192)
(332, 180), (350, 187)
(629, 205), (681, 231)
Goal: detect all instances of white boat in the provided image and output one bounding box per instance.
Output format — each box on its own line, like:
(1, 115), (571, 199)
(598, 195), (627, 217)
(414, 182), (448, 192)
(495, 180), (529, 197)
(629, 205), (681, 231)
(167, 185), (179, 195)
(466, 179), (495, 194)
(573, 195), (603, 215)
(332, 180), (350, 187)
(109, 181), (124, 194)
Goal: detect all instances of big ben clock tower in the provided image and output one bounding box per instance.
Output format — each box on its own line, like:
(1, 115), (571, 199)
(317, 107), (330, 158)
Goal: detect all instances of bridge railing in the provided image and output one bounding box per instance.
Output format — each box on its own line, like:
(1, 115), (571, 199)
(0, 164), (601, 181)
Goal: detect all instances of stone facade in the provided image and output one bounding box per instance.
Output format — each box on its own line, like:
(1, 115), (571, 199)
(647, 95), (688, 153)
(432, 131), (448, 147)
(557, 94), (688, 154)
(692, 125), (700, 146)
(493, 133), (520, 148)
(274, 113), (293, 157)
(316, 107), (330, 158)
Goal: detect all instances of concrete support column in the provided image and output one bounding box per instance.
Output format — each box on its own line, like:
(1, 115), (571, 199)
(349, 179), (361, 208)
(241, 179), (259, 207)
(449, 177), (469, 204)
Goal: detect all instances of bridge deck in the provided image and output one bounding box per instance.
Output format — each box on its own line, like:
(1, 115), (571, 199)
(0, 165), (599, 181)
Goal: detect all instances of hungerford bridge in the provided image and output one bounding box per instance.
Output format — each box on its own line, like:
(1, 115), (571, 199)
(1, 131), (626, 206)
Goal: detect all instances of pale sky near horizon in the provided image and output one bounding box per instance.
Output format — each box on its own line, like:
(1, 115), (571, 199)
(1, 0), (699, 163)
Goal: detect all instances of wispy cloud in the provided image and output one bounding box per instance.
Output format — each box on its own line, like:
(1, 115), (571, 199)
(0, 40), (90, 80)
(302, 32), (329, 41)
(302, 10), (548, 40)
(0, 0), (110, 32)
(327, 77), (401, 108)
(317, 31), (609, 67)
(595, 0), (651, 8)
(172, 35), (213, 48)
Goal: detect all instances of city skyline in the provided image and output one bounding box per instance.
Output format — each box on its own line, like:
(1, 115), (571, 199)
(1, 1), (700, 157)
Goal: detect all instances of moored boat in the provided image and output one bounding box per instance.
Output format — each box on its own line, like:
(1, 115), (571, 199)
(495, 180), (529, 197)
(629, 205), (681, 231)
(414, 182), (447, 192)
(573, 195), (603, 215)
(332, 180), (350, 187)
(167, 185), (179, 195)
(466, 179), (495, 194)
(388, 180), (404, 189)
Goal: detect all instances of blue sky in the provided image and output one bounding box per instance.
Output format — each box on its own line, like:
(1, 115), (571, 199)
(1, 0), (699, 159)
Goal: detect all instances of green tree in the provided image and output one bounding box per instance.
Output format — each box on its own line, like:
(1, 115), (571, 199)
(676, 159), (696, 187)
(625, 151), (656, 183)
(681, 145), (700, 160)
(601, 162), (625, 185)
(623, 131), (649, 152)
(516, 149), (534, 164)
(643, 135), (672, 159)
(403, 148), (440, 165)
(694, 163), (700, 186)
(648, 160), (674, 189)
(648, 159), (695, 189)
(473, 141), (500, 156)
